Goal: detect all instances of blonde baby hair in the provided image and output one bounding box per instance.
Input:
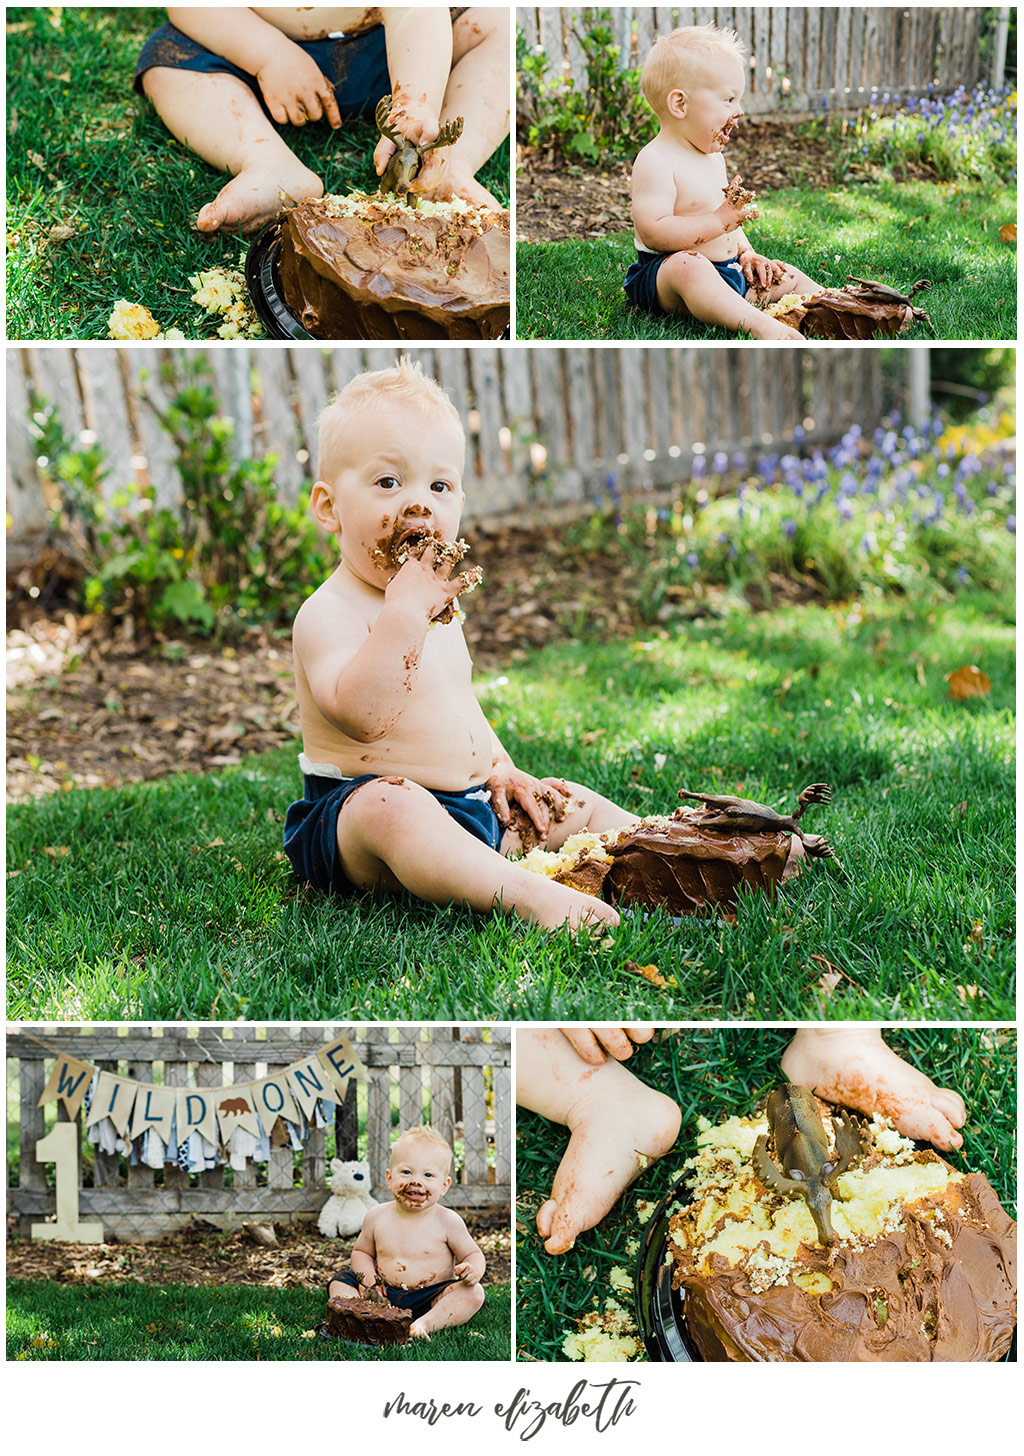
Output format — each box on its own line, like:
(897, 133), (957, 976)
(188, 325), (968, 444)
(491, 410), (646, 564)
(641, 23), (747, 117)
(388, 1124), (454, 1174)
(316, 356), (465, 484)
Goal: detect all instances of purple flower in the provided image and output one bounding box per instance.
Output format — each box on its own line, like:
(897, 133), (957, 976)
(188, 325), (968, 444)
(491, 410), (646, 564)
(1007, 516), (1016, 534)
(712, 451), (729, 474)
(686, 551), (699, 568)
(691, 454), (706, 478)
(782, 519), (797, 537)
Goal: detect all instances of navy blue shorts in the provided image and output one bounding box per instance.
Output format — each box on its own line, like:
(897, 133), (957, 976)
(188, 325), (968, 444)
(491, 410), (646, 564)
(624, 248), (749, 317)
(134, 21), (390, 123)
(328, 1270), (485, 1322)
(284, 771), (503, 897)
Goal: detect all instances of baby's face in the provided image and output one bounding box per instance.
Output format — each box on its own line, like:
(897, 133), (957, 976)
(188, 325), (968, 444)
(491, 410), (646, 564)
(678, 54), (746, 153)
(323, 400), (466, 584)
(386, 1142), (452, 1212)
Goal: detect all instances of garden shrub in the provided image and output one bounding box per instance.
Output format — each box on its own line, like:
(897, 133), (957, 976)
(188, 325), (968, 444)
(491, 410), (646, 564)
(517, 12), (656, 163)
(32, 356), (329, 638)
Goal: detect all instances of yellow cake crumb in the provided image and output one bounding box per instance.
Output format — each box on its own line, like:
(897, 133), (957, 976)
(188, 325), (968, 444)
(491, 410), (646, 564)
(108, 300), (161, 340)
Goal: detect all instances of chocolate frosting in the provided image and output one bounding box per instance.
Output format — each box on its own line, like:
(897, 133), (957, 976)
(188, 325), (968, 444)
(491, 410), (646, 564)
(671, 1172), (1017, 1362)
(278, 201), (510, 340)
(554, 815), (790, 915)
(323, 1293), (412, 1345)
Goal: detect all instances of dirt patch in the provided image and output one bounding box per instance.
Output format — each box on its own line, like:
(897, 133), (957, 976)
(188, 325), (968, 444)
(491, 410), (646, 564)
(6, 1211), (512, 1288)
(6, 523), (644, 801)
(516, 117), (841, 243)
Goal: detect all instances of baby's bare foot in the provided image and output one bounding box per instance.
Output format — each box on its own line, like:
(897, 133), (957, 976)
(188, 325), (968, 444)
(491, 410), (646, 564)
(415, 156), (503, 210)
(781, 1028), (967, 1150)
(196, 161), (322, 235)
(522, 879), (620, 935)
(536, 1061), (680, 1253)
(748, 314), (804, 341)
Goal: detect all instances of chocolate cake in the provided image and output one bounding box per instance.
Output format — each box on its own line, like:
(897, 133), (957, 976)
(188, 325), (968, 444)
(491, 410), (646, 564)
(321, 1294), (412, 1346)
(277, 194), (510, 340)
(667, 1111), (1017, 1362)
(520, 810), (791, 916)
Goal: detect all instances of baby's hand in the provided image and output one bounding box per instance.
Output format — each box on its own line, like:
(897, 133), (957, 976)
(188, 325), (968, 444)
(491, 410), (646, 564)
(561, 1026), (656, 1065)
(373, 93), (441, 176)
(454, 1259), (481, 1286)
(739, 252), (786, 290)
(256, 47), (341, 128)
(716, 174), (759, 232)
(385, 544), (476, 624)
(487, 768), (575, 837)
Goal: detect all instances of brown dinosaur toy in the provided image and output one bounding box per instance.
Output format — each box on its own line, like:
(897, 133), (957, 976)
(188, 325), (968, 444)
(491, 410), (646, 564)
(375, 95), (465, 207)
(676, 783), (835, 858)
(752, 1083), (865, 1245)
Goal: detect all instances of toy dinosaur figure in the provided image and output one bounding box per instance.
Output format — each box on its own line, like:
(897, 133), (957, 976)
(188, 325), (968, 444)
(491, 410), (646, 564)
(375, 95), (465, 207)
(843, 276), (932, 331)
(676, 783), (835, 857)
(752, 1084), (865, 1245)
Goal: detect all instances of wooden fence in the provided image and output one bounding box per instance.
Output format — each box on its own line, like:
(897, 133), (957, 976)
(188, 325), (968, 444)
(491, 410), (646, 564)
(6, 345), (900, 553)
(518, 6), (990, 112)
(7, 1025), (511, 1239)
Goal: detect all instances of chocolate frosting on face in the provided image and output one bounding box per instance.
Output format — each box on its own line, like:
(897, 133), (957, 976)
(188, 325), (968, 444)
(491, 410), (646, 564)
(278, 201), (510, 340)
(671, 1172), (1017, 1362)
(554, 816), (790, 915)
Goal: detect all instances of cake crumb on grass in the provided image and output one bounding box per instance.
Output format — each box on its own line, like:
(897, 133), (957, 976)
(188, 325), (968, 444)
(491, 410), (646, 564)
(563, 1297), (642, 1363)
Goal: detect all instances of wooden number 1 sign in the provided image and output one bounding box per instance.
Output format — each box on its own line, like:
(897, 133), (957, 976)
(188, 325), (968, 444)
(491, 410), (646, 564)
(31, 1124), (105, 1243)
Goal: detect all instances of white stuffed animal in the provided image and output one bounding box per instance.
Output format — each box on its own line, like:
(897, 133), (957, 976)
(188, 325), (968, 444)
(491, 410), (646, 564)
(317, 1158), (378, 1239)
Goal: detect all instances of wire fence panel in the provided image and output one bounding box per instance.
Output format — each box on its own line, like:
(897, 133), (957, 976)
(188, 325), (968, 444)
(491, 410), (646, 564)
(6, 346), (906, 551)
(517, 6), (988, 112)
(7, 1025), (511, 1240)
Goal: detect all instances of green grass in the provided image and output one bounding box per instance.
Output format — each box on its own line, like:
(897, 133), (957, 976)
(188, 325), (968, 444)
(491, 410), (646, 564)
(515, 1028), (1016, 1360)
(6, 594), (1014, 1023)
(515, 178), (1017, 340)
(5, 6), (510, 340)
(7, 1278), (510, 1361)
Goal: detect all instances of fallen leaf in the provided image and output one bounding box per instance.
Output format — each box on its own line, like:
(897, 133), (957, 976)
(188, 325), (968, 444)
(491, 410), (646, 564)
(945, 664), (992, 700)
(999, 223), (1017, 243)
(956, 985), (981, 1004)
(622, 960), (672, 988)
(816, 969), (844, 997)
(43, 845), (70, 857)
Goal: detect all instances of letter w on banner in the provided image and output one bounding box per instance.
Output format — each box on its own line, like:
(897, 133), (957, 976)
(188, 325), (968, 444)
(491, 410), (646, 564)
(37, 1053), (94, 1120)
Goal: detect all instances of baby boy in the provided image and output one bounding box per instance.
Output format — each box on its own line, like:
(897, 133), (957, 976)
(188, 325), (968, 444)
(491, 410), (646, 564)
(327, 1125), (485, 1337)
(284, 357), (639, 932)
(626, 24), (820, 339)
(135, 8), (509, 234)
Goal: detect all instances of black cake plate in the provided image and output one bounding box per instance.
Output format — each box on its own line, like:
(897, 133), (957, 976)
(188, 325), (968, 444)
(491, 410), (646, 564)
(633, 1170), (699, 1362)
(633, 1163), (1016, 1363)
(244, 220), (511, 341)
(245, 224), (314, 340)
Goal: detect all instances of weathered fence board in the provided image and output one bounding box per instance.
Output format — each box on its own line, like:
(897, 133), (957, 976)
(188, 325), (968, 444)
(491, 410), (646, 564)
(517, 6), (989, 112)
(8, 1026), (511, 1239)
(6, 345), (908, 551)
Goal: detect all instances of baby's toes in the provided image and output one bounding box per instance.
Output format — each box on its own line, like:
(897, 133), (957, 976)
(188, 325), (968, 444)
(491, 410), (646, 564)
(933, 1087), (967, 1127)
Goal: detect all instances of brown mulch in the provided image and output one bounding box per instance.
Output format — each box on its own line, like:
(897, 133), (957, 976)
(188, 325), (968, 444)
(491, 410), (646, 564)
(516, 116), (839, 242)
(6, 1211), (512, 1288)
(5, 522), (649, 802)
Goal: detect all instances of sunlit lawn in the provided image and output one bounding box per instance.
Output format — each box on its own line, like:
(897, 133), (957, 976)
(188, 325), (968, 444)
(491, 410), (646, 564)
(516, 178), (1016, 340)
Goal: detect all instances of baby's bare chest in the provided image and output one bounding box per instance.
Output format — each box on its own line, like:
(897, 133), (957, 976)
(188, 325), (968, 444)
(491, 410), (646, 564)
(672, 156), (729, 214)
(375, 1212), (452, 1265)
(251, 8), (382, 41)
